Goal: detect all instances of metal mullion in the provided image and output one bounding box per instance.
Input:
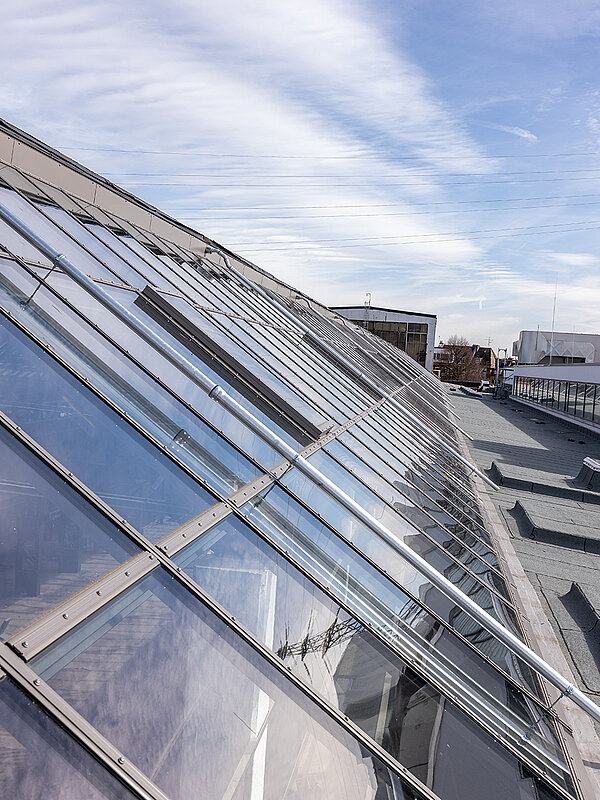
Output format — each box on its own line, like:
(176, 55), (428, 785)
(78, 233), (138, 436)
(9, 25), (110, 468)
(158, 388), (402, 557)
(183, 288), (369, 422)
(21, 170), (185, 293)
(148, 502), (573, 797)
(205, 273), (395, 412)
(358, 412), (484, 517)
(321, 442), (505, 579)
(339, 316), (448, 405)
(231, 492), (551, 714)
(0, 255), (272, 478)
(0, 301), (248, 505)
(299, 307), (457, 432)
(8, 553), (157, 659)
(122, 230), (377, 424)
(0, 302), (568, 792)
(83, 206), (224, 309)
(337, 428), (497, 552)
(7, 209), (597, 733)
(363, 393), (471, 480)
(194, 300), (371, 425)
(365, 407), (482, 510)
(376, 402), (476, 492)
(0, 647), (171, 800)
(399, 382), (460, 442)
(188, 275), (378, 421)
(396, 386), (461, 447)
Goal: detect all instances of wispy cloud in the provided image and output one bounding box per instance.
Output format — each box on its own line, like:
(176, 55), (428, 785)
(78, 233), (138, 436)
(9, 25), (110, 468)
(476, 121), (538, 142)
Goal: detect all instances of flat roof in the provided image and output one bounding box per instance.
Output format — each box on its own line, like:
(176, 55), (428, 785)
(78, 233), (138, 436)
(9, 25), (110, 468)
(332, 304), (437, 319)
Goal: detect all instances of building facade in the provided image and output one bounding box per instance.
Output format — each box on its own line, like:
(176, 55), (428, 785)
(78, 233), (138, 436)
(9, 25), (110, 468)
(513, 330), (600, 365)
(331, 305), (436, 370)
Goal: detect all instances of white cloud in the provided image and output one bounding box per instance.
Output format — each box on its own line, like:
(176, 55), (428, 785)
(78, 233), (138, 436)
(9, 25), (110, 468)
(545, 251), (599, 268)
(477, 121), (538, 142)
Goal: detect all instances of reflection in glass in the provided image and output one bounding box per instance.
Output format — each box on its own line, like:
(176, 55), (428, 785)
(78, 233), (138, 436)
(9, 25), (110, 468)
(0, 677), (135, 800)
(281, 462), (516, 627)
(33, 569), (426, 800)
(0, 425), (139, 640)
(240, 486), (543, 699)
(173, 515), (568, 788)
(0, 317), (217, 542)
(0, 262), (285, 472)
(325, 438), (497, 564)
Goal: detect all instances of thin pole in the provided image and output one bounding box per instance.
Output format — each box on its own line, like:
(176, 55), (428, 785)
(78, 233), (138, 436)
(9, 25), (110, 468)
(549, 277), (558, 366)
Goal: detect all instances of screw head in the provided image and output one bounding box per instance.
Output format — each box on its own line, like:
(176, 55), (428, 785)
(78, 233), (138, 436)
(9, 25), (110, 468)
(62, 613), (69, 620)
(33, 679), (41, 686)
(96, 590), (102, 596)
(21, 641), (29, 648)
(124, 570), (130, 576)
(117, 757), (125, 765)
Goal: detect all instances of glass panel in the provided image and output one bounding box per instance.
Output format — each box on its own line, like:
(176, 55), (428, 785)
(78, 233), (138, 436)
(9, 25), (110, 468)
(0, 677), (135, 800)
(88, 226), (184, 290)
(0, 215), (52, 265)
(0, 424), (139, 640)
(281, 460), (514, 614)
(312, 446), (503, 580)
(50, 274), (303, 450)
(0, 187), (115, 282)
(41, 207), (147, 288)
(172, 514), (566, 780)
(32, 568), (426, 800)
(144, 292), (331, 433)
(240, 485), (542, 698)
(326, 438), (496, 562)
(0, 316), (217, 543)
(0, 261), (283, 472)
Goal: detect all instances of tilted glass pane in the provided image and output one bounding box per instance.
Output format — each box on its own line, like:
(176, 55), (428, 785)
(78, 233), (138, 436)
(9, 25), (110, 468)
(0, 261), (282, 472)
(172, 514), (568, 786)
(0, 316), (217, 543)
(41, 206), (148, 288)
(281, 461), (516, 621)
(325, 438), (500, 568)
(304, 448), (506, 593)
(240, 486), (542, 699)
(0, 425), (139, 640)
(32, 569), (428, 800)
(0, 677), (135, 800)
(0, 187), (115, 282)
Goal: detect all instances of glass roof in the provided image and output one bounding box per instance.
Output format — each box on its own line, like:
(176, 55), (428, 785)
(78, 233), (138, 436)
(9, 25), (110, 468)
(0, 132), (583, 800)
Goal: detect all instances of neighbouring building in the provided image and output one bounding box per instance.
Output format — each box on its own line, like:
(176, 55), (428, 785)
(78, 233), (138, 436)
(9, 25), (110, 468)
(0, 118), (596, 800)
(513, 329), (600, 365)
(331, 305), (436, 370)
(434, 341), (497, 385)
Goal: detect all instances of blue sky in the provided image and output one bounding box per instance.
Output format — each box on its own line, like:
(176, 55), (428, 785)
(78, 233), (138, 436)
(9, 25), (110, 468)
(2, 1), (600, 350)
